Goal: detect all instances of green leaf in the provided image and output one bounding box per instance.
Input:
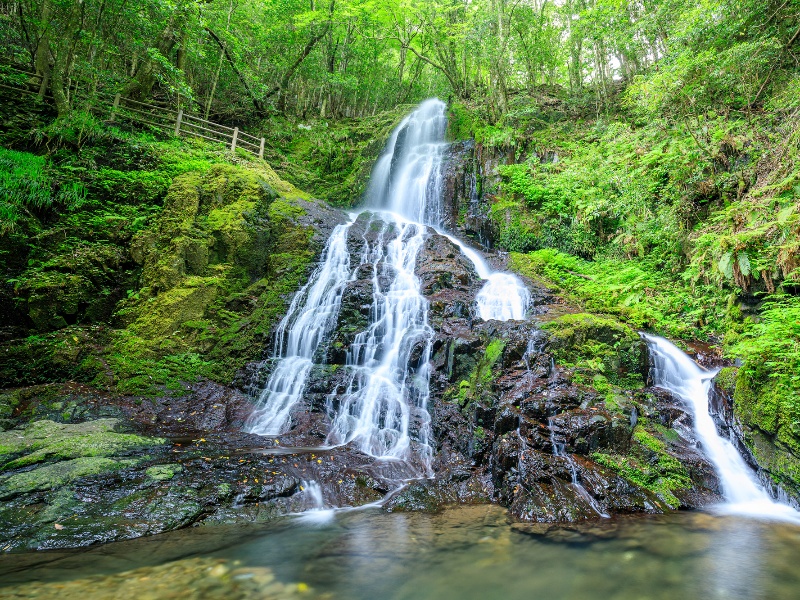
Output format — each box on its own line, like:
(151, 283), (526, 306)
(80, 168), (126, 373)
(777, 205), (795, 225)
(737, 252), (751, 277)
(718, 252), (734, 280)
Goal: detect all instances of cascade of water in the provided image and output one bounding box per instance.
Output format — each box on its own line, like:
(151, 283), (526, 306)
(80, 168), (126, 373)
(297, 480), (335, 524)
(365, 99), (448, 226)
(247, 220), (355, 435)
(547, 416), (609, 518)
(438, 231), (530, 321)
(326, 215), (433, 467)
(643, 333), (800, 522)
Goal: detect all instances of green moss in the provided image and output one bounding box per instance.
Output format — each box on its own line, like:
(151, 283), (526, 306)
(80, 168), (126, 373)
(450, 338), (505, 408)
(714, 367), (738, 396)
(258, 107), (410, 207)
(734, 368), (779, 436)
(0, 457), (135, 499)
(97, 161), (318, 394)
(0, 419), (164, 470)
(593, 424), (691, 508)
(146, 463), (183, 481)
(541, 312), (645, 388)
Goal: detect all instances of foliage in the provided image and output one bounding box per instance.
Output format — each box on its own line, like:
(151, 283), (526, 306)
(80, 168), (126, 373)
(510, 250), (733, 341)
(593, 423), (692, 508)
(0, 148), (85, 233)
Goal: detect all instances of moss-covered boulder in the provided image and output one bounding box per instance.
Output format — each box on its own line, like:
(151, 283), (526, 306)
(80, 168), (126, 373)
(101, 161), (342, 395)
(541, 313), (647, 385)
(0, 418), (164, 500)
(0, 418), (163, 467)
(726, 368), (800, 500)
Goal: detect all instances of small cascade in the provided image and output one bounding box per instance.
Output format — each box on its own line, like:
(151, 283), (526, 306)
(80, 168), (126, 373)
(643, 333), (800, 522)
(248, 221), (355, 435)
(547, 416), (609, 518)
(476, 273), (530, 321)
(297, 480), (335, 524)
(438, 231), (530, 321)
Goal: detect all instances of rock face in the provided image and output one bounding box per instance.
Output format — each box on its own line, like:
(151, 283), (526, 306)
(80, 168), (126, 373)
(416, 271), (721, 520)
(0, 209), (723, 551)
(0, 138), (725, 552)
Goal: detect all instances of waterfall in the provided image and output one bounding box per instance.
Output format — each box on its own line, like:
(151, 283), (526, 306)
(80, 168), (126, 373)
(297, 480), (335, 524)
(365, 99), (448, 226)
(643, 333), (800, 522)
(247, 219), (355, 435)
(249, 98), (531, 473)
(325, 215), (433, 465)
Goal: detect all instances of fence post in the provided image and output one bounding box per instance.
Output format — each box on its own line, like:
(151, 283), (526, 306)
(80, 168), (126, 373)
(174, 108), (183, 137)
(110, 93), (121, 122)
(258, 137), (265, 159)
(231, 127), (239, 153)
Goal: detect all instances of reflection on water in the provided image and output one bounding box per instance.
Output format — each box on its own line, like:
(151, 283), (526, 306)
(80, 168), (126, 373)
(2, 506), (800, 600)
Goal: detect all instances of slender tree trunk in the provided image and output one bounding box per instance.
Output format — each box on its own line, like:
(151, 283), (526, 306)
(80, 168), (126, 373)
(34, 0), (53, 99)
(50, 3), (82, 115)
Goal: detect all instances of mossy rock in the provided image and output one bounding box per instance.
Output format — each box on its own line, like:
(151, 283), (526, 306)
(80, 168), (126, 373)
(732, 368), (800, 499)
(0, 457), (136, 500)
(146, 463), (183, 481)
(714, 366), (738, 396)
(0, 419), (164, 470)
(542, 313), (647, 382)
(592, 424), (692, 508)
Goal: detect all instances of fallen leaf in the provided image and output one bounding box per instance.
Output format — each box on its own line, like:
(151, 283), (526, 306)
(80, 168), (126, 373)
(54, 523), (64, 530)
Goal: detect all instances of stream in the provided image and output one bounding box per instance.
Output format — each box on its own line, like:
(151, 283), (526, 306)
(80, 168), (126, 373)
(2, 505), (800, 599)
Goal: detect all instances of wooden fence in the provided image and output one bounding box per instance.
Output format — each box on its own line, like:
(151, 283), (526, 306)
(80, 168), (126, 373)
(0, 65), (265, 159)
(108, 94), (265, 158)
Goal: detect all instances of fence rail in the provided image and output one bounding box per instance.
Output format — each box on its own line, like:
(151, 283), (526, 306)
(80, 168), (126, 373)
(108, 93), (265, 158)
(0, 65), (265, 159)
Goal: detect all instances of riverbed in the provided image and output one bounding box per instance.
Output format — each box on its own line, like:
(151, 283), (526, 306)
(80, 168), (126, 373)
(2, 505), (800, 599)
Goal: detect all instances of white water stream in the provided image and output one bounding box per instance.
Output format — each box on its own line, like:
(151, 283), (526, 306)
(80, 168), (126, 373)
(249, 99), (529, 454)
(643, 334), (800, 522)
(325, 214), (434, 465)
(248, 220), (355, 435)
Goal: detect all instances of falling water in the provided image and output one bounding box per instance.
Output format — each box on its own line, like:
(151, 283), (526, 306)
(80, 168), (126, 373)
(547, 416), (609, 518)
(365, 99), (448, 226)
(247, 219), (355, 435)
(296, 480), (335, 524)
(643, 333), (800, 522)
(326, 215), (434, 466)
(439, 231), (530, 321)
(249, 98), (531, 475)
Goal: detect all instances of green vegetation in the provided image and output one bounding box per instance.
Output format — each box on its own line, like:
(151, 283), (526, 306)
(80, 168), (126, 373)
(540, 312), (645, 390)
(510, 250), (734, 342)
(0, 418), (163, 499)
(594, 424), (693, 508)
(0, 119), (329, 396)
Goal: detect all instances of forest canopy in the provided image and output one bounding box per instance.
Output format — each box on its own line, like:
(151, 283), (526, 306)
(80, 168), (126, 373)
(2, 0), (799, 123)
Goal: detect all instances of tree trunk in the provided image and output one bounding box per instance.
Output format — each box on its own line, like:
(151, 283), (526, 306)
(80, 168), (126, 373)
(34, 0), (53, 99)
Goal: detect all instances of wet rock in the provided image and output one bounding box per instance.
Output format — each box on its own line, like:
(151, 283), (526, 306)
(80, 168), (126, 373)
(0, 556), (310, 599)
